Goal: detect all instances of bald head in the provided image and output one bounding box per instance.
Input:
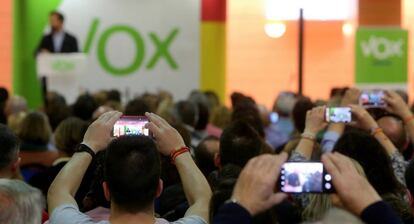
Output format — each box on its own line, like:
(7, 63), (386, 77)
(377, 116), (408, 151)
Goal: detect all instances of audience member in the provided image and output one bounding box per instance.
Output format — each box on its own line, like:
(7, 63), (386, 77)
(18, 112), (58, 173)
(4, 95), (28, 118)
(266, 92), (297, 150)
(45, 91), (70, 131)
(47, 111), (211, 224)
(216, 121), (264, 168)
(72, 94), (98, 121)
(0, 124), (20, 178)
(0, 179), (45, 224)
(124, 98), (151, 116)
(29, 117), (90, 205)
(194, 136), (220, 177)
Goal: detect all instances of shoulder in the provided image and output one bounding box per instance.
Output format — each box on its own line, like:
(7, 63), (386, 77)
(64, 32), (77, 40)
(50, 204), (104, 224)
(168, 216), (207, 224)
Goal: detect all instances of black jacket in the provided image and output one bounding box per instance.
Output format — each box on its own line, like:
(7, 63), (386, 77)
(37, 32), (79, 53)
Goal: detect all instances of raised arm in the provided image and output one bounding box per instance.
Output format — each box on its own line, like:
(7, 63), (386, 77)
(48, 111), (122, 214)
(146, 112), (212, 221)
(294, 106), (327, 160)
(350, 105), (398, 156)
(384, 91), (414, 144)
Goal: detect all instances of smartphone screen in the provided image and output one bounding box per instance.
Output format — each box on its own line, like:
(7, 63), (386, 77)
(359, 90), (386, 108)
(325, 107), (352, 123)
(279, 162), (334, 193)
(113, 116), (150, 137)
(269, 112), (279, 124)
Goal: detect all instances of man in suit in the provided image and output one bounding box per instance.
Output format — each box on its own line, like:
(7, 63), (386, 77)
(37, 11), (79, 53)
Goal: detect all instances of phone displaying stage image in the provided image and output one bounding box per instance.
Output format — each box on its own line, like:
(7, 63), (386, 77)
(325, 107), (352, 123)
(359, 90), (386, 108)
(113, 116), (150, 137)
(279, 162), (334, 193)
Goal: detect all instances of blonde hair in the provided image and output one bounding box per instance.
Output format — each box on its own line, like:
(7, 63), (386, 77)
(210, 106), (232, 129)
(302, 159), (366, 222)
(7, 112), (27, 134)
(17, 111), (52, 145)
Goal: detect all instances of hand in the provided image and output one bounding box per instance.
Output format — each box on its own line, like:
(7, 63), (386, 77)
(304, 106), (327, 134)
(341, 88), (361, 106)
(322, 152), (381, 216)
(349, 105), (378, 131)
(82, 111), (122, 153)
(232, 153), (288, 216)
(384, 90), (412, 119)
(146, 112), (186, 156)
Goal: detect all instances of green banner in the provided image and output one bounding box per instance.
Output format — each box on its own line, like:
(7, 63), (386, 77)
(355, 28), (408, 85)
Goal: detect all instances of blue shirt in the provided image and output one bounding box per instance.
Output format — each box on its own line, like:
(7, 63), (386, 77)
(52, 31), (65, 52)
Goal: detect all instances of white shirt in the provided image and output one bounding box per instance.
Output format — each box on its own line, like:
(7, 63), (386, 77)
(49, 204), (207, 224)
(52, 31), (65, 52)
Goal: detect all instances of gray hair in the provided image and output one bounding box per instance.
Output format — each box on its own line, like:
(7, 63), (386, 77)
(0, 179), (44, 224)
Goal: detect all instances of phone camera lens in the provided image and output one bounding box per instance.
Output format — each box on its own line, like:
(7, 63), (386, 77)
(325, 174), (332, 181)
(281, 181), (285, 186)
(325, 183), (332, 189)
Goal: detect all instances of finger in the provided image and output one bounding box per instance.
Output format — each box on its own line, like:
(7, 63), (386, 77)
(322, 153), (341, 178)
(106, 111), (123, 126)
(146, 122), (162, 136)
(100, 111), (120, 123)
(146, 113), (166, 128)
(332, 152), (354, 170)
(330, 152), (352, 173)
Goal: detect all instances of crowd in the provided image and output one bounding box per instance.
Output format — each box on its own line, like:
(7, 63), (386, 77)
(1, 86), (414, 224)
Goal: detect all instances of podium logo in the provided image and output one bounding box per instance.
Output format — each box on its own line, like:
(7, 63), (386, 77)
(361, 36), (403, 60)
(84, 19), (179, 76)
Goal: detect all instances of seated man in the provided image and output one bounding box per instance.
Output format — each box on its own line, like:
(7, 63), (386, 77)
(0, 124), (20, 179)
(48, 111), (211, 224)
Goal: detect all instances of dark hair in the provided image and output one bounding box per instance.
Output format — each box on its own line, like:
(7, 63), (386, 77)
(292, 97), (315, 133)
(50, 11), (64, 22)
(72, 94), (98, 121)
(0, 124), (19, 170)
(124, 98), (150, 116)
(405, 160), (414, 197)
(173, 101), (198, 127)
(107, 90), (121, 103)
(195, 102), (209, 130)
(54, 117), (88, 156)
(231, 101), (265, 138)
(209, 164), (242, 221)
(194, 136), (219, 177)
(104, 136), (161, 213)
(333, 130), (404, 195)
(0, 87), (9, 124)
(219, 121), (263, 167)
(45, 92), (70, 130)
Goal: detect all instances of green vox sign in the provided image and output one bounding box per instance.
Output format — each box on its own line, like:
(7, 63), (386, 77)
(83, 19), (180, 76)
(355, 28), (408, 84)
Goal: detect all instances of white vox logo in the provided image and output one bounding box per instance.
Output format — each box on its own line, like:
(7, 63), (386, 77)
(361, 35), (403, 60)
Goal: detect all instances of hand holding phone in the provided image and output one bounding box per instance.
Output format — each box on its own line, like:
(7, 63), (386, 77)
(112, 116), (150, 137)
(279, 162), (334, 193)
(325, 107), (352, 123)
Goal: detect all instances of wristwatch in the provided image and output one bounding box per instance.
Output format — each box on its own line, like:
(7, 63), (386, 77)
(76, 144), (96, 160)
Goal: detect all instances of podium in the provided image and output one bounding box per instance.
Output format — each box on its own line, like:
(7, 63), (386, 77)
(36, 53), (88, 104)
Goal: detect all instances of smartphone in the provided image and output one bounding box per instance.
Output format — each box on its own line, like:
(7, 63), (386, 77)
(325, 107), (352, 123)
(359, 90), (386, 108)
(270, 112), (279, 124)
(279, 162), (334, 193)
(112, 116), (150, 137)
